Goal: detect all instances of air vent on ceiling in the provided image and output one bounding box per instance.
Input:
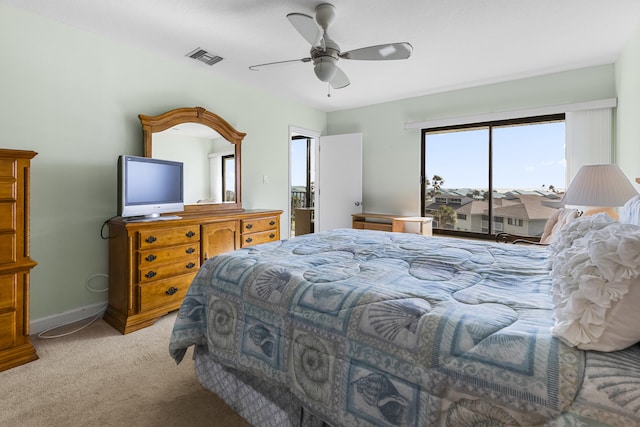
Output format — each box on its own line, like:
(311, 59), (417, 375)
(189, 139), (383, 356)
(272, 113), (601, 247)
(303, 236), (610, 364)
(186, 48), (223, 66)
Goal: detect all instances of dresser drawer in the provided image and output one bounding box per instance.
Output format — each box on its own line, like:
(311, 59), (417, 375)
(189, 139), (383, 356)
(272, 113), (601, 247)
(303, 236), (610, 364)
(0, 182), (15, 199)
(138, 256), (200, 283)
(241, 230), (279, 247)
(0, 311), (16, 350)
(241, 217), (278, 234)
(0, 159), (15, 178)
(0, 203), (16, 231)
(0, 274), (15, 311)
(138, 226), (199, 250)
(0, 234), (15, 264)
(138, 243), (199, 267)
(138, 273), (195, 312)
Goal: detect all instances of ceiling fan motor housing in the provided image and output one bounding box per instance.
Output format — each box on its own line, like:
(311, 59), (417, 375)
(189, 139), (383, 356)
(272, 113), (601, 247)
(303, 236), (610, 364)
(311, 36), (340, 82)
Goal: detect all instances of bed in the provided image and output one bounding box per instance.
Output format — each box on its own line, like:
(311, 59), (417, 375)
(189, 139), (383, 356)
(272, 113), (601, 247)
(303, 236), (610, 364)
(169, 223), (640, 426)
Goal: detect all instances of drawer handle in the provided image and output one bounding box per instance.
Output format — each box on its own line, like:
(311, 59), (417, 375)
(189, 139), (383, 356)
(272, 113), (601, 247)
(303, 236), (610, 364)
(245, 237), (253, 243)
(145, 236), (157, 244)
(166, 287), (178, 296)
(186, 231), (196, 238)
(269, 233), (275, 239)
(245, 223), (253, 229)
(145, 270), (156, 279)
(186, 247), (195, 254)
(269, 220), (275, 226)
(145, 254), (157, 262)
(186, 262), (196, 269)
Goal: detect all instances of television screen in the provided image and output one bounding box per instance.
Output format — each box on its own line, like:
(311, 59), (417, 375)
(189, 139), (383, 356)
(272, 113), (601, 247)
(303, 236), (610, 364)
(117, 155), (184, 220)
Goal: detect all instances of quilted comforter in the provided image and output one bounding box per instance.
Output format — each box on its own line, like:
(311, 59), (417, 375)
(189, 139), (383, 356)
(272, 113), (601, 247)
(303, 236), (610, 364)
(169, 229), (640, 426)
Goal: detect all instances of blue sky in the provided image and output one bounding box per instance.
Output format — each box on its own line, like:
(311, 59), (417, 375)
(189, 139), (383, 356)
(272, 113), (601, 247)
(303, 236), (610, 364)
(425, 121), (566, 191)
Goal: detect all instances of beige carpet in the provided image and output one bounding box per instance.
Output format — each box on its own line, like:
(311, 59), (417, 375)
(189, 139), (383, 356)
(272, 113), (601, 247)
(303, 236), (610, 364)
(0, 313), (251, 427)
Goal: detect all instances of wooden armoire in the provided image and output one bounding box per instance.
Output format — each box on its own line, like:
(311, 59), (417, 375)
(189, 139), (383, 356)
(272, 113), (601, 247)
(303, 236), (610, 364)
(0, 149), (38, 371)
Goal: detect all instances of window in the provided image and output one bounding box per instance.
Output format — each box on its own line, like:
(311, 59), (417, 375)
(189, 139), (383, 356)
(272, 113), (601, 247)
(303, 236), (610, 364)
(422, 114), (565, 239)
(222, 154), (235, 202)
(507, 218), (523, 227)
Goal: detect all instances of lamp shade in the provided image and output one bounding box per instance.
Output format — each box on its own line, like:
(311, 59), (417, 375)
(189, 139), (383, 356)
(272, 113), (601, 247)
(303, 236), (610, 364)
(561, 164), (638, 207)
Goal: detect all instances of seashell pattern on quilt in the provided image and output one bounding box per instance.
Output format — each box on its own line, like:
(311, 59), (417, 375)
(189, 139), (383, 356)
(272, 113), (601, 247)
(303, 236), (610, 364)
(171, 228), (640, 426)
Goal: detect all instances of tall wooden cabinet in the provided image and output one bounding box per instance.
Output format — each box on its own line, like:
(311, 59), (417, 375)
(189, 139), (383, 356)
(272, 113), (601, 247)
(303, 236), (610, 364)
(105, 209), (281, 334)
(0, 149), (38, 371)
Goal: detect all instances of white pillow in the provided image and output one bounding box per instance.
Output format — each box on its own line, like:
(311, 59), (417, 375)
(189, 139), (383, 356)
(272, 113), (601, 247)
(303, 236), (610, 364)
(549, 216), (640, 351)
(619, 194), (640, 226)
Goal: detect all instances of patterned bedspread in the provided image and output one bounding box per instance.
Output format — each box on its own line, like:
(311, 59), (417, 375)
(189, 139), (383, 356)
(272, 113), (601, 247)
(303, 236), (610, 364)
(169, 229), (640, 426)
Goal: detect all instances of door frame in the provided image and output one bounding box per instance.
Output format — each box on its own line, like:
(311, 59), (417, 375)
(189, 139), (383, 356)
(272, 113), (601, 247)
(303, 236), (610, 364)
(288, 126), (320, 239)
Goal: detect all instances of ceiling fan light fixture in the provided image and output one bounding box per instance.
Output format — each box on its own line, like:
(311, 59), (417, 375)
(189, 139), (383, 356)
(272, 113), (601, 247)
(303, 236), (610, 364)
(313, 57), (337, 82)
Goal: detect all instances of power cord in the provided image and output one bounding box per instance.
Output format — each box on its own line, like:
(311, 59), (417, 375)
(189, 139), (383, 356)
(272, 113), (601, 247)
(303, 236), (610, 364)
(38, 273), (109, 339)
(101, 215), (118, 240)
(37, 305), (107, 339)
(85, 273), (108, 293)
(39, 216), (115, 338)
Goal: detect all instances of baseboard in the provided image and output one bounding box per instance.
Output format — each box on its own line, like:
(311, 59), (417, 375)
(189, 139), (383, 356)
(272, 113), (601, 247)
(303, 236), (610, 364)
(30, 302), (109, 336)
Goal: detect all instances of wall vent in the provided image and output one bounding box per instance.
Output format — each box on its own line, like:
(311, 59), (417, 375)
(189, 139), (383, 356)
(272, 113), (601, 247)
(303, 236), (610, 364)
(186, 48), (223, 66)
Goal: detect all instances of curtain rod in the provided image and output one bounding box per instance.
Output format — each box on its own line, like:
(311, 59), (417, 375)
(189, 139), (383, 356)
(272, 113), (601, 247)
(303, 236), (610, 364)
(404, 98), (617, 130)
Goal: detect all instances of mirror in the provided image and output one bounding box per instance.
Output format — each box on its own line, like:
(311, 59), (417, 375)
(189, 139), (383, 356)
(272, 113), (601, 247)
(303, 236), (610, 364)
(140, 107), (244, 214)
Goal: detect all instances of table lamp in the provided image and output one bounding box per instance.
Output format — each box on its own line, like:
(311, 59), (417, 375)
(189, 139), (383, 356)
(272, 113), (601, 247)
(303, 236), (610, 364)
(561, 164), (638, 219)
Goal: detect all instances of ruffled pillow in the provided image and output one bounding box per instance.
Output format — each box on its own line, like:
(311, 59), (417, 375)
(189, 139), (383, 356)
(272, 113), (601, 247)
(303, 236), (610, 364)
(619, 194), (640, 226)
(549, 214), (640, 351)
(548, 213), (615, 255)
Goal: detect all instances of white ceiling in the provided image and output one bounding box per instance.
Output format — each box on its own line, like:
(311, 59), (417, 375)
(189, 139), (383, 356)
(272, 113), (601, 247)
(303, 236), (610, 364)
(5, 0), (640, 112)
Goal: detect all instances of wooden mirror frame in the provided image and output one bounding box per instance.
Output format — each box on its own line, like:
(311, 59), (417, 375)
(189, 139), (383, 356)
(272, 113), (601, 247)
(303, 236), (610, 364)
(140, 106), (244, 214)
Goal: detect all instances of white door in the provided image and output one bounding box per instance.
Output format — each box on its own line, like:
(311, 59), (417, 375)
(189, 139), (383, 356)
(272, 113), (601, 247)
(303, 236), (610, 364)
(316, 133), (363, 231)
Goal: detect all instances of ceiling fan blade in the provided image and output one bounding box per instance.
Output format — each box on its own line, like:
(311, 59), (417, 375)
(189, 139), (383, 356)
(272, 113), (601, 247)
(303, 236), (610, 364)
(340, 42), (413, 61)
(286, 13), (322, 47)
(249, 58), (311, 71)
(330, 66), (350, 89)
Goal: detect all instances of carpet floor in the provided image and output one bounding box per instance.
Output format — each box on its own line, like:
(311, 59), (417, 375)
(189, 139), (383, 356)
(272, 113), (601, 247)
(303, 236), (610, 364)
(0, 313), (251, 427)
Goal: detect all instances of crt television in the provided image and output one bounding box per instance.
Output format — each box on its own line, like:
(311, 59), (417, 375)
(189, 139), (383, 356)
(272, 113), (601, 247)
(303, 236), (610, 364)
(117, 155), (184, 220)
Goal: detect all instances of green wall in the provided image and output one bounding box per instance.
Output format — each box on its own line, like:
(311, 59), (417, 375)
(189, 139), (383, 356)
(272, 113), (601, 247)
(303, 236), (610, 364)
(0, 4), (326, 323)
(327, 66), (619, 216)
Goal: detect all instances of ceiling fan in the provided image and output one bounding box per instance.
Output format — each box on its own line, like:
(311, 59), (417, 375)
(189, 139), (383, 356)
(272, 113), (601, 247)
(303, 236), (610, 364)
(249, 3), (413, 90)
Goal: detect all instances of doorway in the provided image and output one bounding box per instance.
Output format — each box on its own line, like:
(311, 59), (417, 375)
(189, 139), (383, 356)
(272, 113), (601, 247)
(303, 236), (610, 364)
(289, 127), (319, 238)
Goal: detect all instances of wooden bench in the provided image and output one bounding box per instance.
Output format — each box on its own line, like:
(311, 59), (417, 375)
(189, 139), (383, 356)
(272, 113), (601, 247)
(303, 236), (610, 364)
(352, 213), (433, 236)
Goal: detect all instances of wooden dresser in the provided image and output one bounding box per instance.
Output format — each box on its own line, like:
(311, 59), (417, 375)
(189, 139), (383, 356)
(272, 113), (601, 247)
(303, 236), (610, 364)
(0, 149), (38, 371)
(105, 209), (281, 334)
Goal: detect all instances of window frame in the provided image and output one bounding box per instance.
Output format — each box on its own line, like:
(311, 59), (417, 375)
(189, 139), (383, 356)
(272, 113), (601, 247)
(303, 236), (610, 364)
(421, 113), (565, 240)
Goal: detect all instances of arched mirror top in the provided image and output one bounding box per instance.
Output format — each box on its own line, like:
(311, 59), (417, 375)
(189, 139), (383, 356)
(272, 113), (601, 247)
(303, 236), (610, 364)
(140, 107), (245, 151)
(140, 106), (244, 214)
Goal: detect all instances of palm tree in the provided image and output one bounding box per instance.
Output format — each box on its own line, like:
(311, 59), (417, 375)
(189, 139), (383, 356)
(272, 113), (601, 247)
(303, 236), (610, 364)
(436, 205), (457, 229)
(425, 175), (445, 200)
